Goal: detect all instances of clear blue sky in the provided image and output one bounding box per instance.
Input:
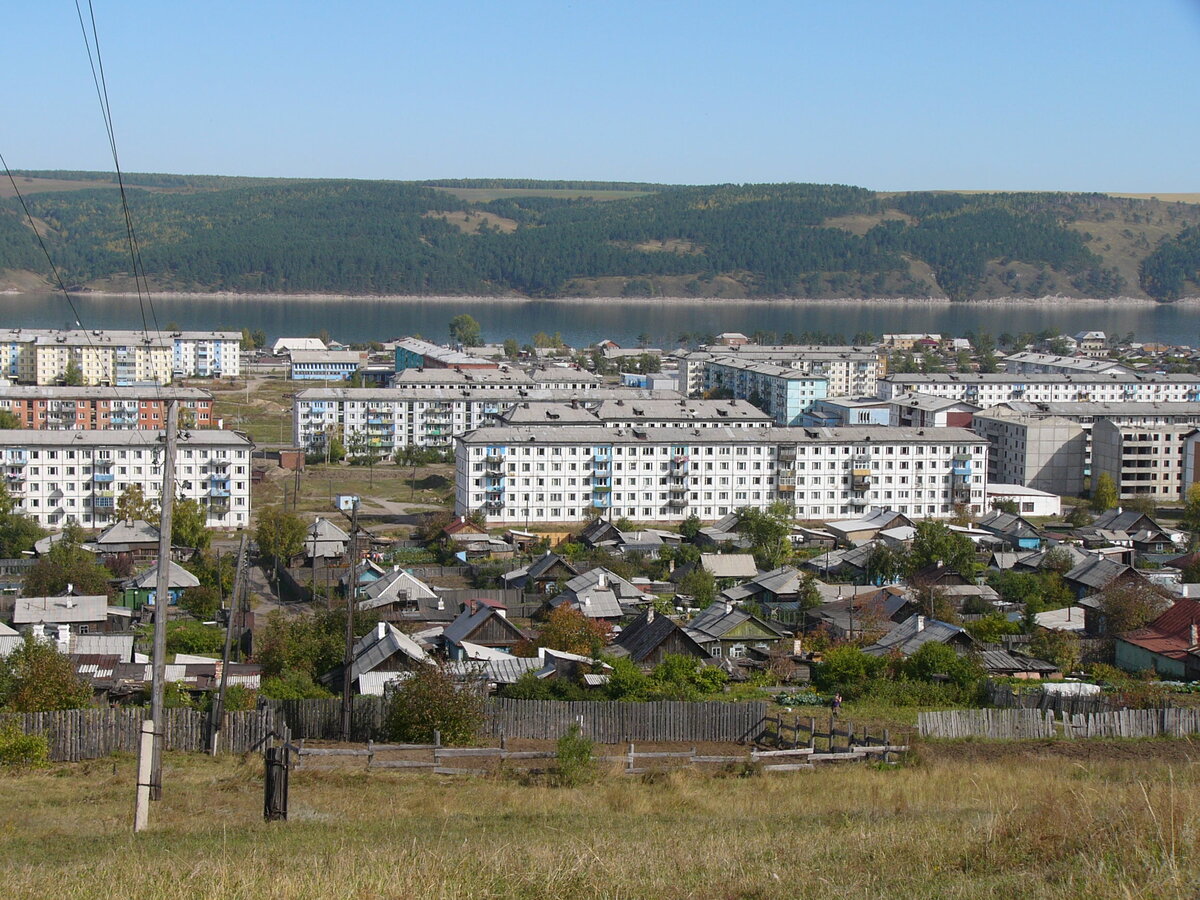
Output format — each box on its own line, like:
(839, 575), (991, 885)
(5, 1), (1200, 191)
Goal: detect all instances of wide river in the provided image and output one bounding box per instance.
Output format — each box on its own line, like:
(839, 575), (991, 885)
(2, 293), (1199, 348)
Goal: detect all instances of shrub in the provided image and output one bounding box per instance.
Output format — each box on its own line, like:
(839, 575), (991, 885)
(553, 723), (596, 787)
(0, 633), (93, 712)
(259, 669), (333, 700)
(385, 663), (483, 746)
(813, 645), (886, 697)
(0, 724), (49, 768)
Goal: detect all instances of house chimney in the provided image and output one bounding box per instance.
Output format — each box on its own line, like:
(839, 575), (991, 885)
(376, 621), (386, 640)
(1191, 622), (1198, 649)
(646, 606), (655, 623)
(916, 615), (926, 632)
(436, 598), (444, 611)
(66, 583), (74, 595)
(597, 572), (608, 588)
(56, 624), (70, 651)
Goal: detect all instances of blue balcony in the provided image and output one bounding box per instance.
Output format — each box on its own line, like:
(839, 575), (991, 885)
(485, 482), (504, 493)
(208, 487), (231, 499)
(951, 464), (971, 476)
(92, 472), (115, 483)
(591, 493), (612, 509)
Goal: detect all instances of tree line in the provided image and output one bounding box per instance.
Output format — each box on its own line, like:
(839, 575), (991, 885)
(1, 175), (1195, 300)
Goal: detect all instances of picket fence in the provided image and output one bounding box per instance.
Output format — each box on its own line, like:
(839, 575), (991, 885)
(0, 707), (279, 762)
(920, 706), (1200, 740)
(261, 697), (769, 744)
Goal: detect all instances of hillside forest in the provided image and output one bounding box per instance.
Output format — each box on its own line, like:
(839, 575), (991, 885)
(2, 172), (1199, 301)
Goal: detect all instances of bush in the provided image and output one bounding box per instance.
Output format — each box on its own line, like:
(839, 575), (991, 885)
(259, 670), (334, 700)
(0, 724), (49, 768)
(385, 663), (483, 745)
(553, 723), (596, 787)
(813, 645), (886, 698)
(0, 633), (93, 712)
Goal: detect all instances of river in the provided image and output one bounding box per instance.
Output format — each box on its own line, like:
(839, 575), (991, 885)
(2, 293), (1198, 348)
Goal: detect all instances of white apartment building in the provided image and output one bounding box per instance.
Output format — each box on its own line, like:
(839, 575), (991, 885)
(703, 359), (828, 426)
(1002, 352), (1131, 376)
(0, 329), (240, 385)
(0, 430), (253, 529)
(678, 346), (884, 397)
(880, 373), (1200, 409)
(455, 425), (987, 525)
(293, 387), (688, 455)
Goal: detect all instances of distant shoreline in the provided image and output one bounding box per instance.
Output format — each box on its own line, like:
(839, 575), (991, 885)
(2, 289), (1197, 307)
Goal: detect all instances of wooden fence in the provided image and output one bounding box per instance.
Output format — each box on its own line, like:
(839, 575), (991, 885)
(481, 698), (769, 743)
(287, 736), (907, 775)
(759, 712), (908, 754)
(919, 706), (1200, 740)
(918, 708), (1058, 739)
(262, 697), (770, 744)
(985, 682), (1116, 716)
(0, 707), (280, 762)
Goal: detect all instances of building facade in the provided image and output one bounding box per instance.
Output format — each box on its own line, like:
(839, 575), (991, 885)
(703, 359), (828, 425)
(971, 411), (1088, 495)
(0, 386), (214, 430)
(880, 374), (1200, 409)
(679, 345), (884, 397)
(1091, 419), (1190, 502)
(0, 430), (254, 529)
(0, 329), (240, 384)
(455, 425), (987, 525)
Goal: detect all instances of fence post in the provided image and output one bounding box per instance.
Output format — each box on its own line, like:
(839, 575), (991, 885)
(264, 747), (288, 821)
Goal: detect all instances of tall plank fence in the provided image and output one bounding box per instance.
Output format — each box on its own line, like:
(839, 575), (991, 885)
(481, 699), (769, 743)
(261, 697), (770, 744)
(0, 708), (279, 762)
(985, 682), (1116, 716)
(919, 706), (1200, 740)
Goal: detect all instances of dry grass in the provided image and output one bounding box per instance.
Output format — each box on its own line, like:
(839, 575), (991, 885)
(3, 750), (1200, 898)
(429, 186), (654, 203)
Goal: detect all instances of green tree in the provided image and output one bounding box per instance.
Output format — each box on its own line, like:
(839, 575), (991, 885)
(251, 328), (267, 349)
(162, 620), (224, 656)
(0, 484), (45, 558)
(1097, 581), (1170, 636)
(171, 497), (211, 552)
(23, 536), (113, 598)
(814, 645), (885, 697)
(907, 520), (977, 577)
(900, 642), (982, 689)
(1091, 472), (1118, 513)
(0, 633), (93, 711)
(62, 359), (84, 386)
(259, 670), (334, 700)
(678, 567), (716, 607)
(1181, 483), (1200, 535)
(178, 585), (220, 621)
(254, 506), (307, 583)
(735, 503), (792, 570)
(385, 662), (484, 745)
(240, 327), (254, 350)
(116, 484), (156, 523)
(646, 653), (728, 700)
(254, 607), (379, 679)
(448, 314), (482, 347)
(502, 338), (519, 360)
(1028, 629), (1081, 673)
(0, 410), (20, 429)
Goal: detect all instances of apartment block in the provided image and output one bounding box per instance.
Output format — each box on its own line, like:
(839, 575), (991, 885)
(0, 386), (214, 430)
(1091, 419), (1190, 502)
(970, 411), (1087, 495)
(0, 329), (240, 384)
(679, 345), (884, 397)
(288, 350), (367, 381)
(880, 373), (1200, 409)
(703, 359), (828, 425)
(394, 338), (498, 371)
(293, 387), (688, 455)
(1003, 352), (1131, 376)
(0, 430), (253, 529)
(455, 425), (987, 525)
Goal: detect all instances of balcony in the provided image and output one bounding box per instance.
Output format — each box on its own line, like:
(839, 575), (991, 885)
(6, 453), (27, 467)
(92, 472), (115, 483)
(671, 454), (689, 464)
(485, 482), (504, 493)
(667, 497), (688, 508)
(484, 498), (505, 510)
(592, 485), (612, 494)
(668, 482), (688, 493)
(208, 487), (232, 499)
(93, 494), (115, 508)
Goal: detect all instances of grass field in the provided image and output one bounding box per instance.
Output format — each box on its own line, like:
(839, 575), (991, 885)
(3, 746), (1199, 899)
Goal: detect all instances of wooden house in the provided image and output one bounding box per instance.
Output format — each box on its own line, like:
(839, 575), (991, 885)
(976, 510), (1042, 551)
(612, 608), (709, 667)
(502, 552), (580, 593)
(1115, 598), (1200, 680)
(321, 622), (430, 695)
(684, 602), (789, 659)
(442, 605), (526, 660)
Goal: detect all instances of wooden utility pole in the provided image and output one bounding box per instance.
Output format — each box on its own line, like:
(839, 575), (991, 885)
(145, 400), (178, 814)
(211, 535), (247, 755)
(340, 500), (359, 741)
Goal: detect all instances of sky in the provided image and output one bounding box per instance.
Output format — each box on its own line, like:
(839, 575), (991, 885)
(4, 1), (1200, 191)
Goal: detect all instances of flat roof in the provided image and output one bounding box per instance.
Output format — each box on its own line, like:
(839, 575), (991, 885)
(458, 424), (984, 445)
(0, 429), (253, 448)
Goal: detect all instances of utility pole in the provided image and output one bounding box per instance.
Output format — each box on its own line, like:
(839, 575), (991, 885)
(340, 500), (359, 741)
(136, 400), (178, 830)
(211, 535), (247, 755)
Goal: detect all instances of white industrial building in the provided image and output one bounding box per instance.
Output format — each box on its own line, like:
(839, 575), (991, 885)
(0, 430), (253, 529)
(455, 425), (987, 525)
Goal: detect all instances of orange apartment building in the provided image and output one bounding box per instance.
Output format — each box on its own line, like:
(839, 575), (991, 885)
(0, 386), (214, 430)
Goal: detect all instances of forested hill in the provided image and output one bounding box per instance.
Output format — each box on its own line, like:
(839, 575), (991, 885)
(2, 172), (1200, 301)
